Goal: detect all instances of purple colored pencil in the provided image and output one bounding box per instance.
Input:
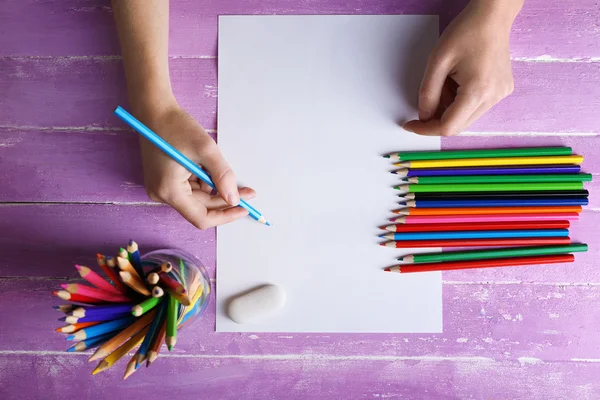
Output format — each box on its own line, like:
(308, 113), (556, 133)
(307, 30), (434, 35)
(396, 165), (581, 177)
(71, 304), (134, 318)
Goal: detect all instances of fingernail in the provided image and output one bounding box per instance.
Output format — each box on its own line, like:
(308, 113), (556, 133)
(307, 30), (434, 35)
(403, 124), (415, 133)
(227, 193), (240, 206)
(419, 111), (432, 121)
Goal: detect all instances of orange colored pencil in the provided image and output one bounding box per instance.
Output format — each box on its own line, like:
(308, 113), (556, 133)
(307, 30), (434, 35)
(117, 256), (144, 282)
(92, 326), (149, 376)
(53, 290), (105, 304)
(395, 205), (582, 216)
(88, 308), (157, 362)
(146, 320), (167, 367)
(61, 283), (131, 303)
(119, 271), (151, 296)
(55, 321), (99, 333)
(75, 265), (123, 295)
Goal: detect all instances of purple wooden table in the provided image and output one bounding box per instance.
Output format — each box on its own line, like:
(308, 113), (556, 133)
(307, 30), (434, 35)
(1, 1), (599, 398)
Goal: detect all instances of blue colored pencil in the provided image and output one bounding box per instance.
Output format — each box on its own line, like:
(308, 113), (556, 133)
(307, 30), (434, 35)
(394, 165), (581, 177)
(379, 229), (569, 241)
(71, 304), (134, 318)
(66, 331), (116, 352)
(114, 106), (270, 226)
(136, 299), (167, 367)
(66, 315), (135, 341)
(403, 198), (589, 208)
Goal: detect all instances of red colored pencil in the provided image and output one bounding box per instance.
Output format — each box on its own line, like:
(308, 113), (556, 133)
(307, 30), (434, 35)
(381, 220), (570, 233)
(380, 237), (571, 248)
(384, 254), (574, 273)
(390, 213), (579, 224)
(158, 272), (186, 295)
(75, 265), (122, 295)
(53, 290), (106, 304)
(97, 254), (128, 294)
(394, 205), (582, 216)
(61, 284), (131, 303)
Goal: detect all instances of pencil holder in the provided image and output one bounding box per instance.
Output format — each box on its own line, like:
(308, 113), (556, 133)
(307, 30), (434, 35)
(141, 248), (211, 329)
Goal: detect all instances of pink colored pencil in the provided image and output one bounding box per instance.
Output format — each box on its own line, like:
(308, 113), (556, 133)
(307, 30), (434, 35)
(391, 213), (580, 225)
(75, 265), (122, 295)
(61, 284), (132, 303)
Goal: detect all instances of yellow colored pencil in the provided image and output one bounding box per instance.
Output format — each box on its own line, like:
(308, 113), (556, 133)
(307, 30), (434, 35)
(91, 326), (149, 375)
(395, 155), (584, 169)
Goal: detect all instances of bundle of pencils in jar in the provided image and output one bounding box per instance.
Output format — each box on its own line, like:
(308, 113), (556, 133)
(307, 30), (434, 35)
(52, 242), (210, 379)
(380, 147), (590, 273)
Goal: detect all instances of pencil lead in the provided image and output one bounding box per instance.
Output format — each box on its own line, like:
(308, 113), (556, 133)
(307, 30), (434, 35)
(398, 201), (407, 206)
(383, 155), (390, 159)
(383, 268), (391, 272)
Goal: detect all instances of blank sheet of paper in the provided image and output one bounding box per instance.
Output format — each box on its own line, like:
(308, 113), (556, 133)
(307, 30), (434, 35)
(217, 15), (442, 333)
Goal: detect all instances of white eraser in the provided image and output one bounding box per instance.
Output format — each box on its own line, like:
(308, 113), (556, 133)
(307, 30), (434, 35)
(227, 284), (286, 324)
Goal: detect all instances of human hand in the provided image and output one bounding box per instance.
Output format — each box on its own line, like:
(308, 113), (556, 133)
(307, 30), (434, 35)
(134, 100), (255, 229)
(404, 0), (522, 136)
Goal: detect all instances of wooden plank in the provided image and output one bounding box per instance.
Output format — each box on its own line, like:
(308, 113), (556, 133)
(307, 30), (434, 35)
(1, 132), (598, 204)
(4, 279), (600, 360)
(2, 0), (599, 59)
(2, 58), (599, 132)
(1, 353), (599, 399)
(0, 204), (597, 282)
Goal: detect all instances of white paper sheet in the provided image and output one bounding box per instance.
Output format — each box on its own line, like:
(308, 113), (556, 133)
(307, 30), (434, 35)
(217, 15), (442, 332)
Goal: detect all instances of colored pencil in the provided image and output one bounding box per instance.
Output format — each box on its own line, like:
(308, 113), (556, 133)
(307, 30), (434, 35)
(119, 271), (151, 296)
(95, 253), (119, 287)
(53, 304), (74, 313)
(147, 272), (160, 285)
(66, 315), (136, 341)
(131, 297), (162, 317)
(394, 206), (582, 216)
(381, 237), (570, 248)
(114, 106), (270, 226)
(396, 182), (584, 193)
(92, 326), (149, 375)
(66, 331), (116, 353)
(394, 155), (584, 169)
(123, 354), (140, 380)
(136, 300), (166, 367)
(74, 265), (123, 295)
(117, 256), (144, 282)
(61, 284), (132, 303)
(65, 313), (131, 324)
(386, 147), (572, 161)
(158, 272), (186, 295)
(403, 198), (589, 208)
(152, 286), (164, 298)
(400, 244), (588, 264)
(100, 254), (129, 294)
(126, 240), (145, 279)
(53, 290), (105, 304)
(166, 294), (179, 351)
(71, 304), (135, 318)
(146, 320), (167, 367)
(394, 165), (582, 177)
(56, 321), (99, 333)
(149, 262), (173, 274)
(391, 213), (579, 224)
(382, 220), (570, 232)
(385, 254), (574, 273)
(406, 173), (592, 184)
(89, 309), (158, 362)
(402, 190), (589, 200)
(379, 229), (568, 241)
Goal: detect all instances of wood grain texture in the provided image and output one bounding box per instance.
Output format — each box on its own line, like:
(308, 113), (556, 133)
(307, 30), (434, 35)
(0, 204), (597, 282)
(0, 131), (597, 204)
(2, 0), (599, 59)
(2, 58), (600, 133)
(1, 353), (600, 400)
(3, 279), (600, 361)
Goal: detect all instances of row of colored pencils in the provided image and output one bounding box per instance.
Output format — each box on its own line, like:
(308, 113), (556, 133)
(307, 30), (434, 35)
(381, 147), (590, 273)
(52, 241), (205, 379)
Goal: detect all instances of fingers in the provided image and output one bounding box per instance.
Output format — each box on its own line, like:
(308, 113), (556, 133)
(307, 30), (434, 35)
(199, 142), (240, 206)
(168, 192), (249, 230)
(192, 187), (256, 210)
(418, 54), (454, 121)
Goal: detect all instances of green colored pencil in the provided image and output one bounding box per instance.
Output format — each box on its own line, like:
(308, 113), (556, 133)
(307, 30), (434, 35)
(407, 174), (592, 185)
(396, 182), (584, 193)
(166, 294), (179, 351)
(384, 147), (572, 161)
(131, 296), (162, 317)
(400, 244), (588, 264)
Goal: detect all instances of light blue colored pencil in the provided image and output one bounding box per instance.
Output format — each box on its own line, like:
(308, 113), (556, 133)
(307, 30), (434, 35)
(65, 315), (136, 341)
(379, 229), (569, 241)
(114, 106), (269, 226)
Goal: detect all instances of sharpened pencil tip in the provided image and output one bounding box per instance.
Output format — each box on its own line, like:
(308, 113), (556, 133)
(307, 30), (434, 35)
(66, 335), (75, 341)
(383, 268), (391, 272)
(168, 345), (173, 351)
(398, 201), (407, 206)
(74, 264), (82, 271)
(66, 346), (75, 353)
(266, 221), (271, 226)
(383, 155), (390, 159)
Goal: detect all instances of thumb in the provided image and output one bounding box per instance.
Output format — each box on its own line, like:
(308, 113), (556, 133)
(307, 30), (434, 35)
(200, 143), (240, 206)
(418, 55), (453, 121)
